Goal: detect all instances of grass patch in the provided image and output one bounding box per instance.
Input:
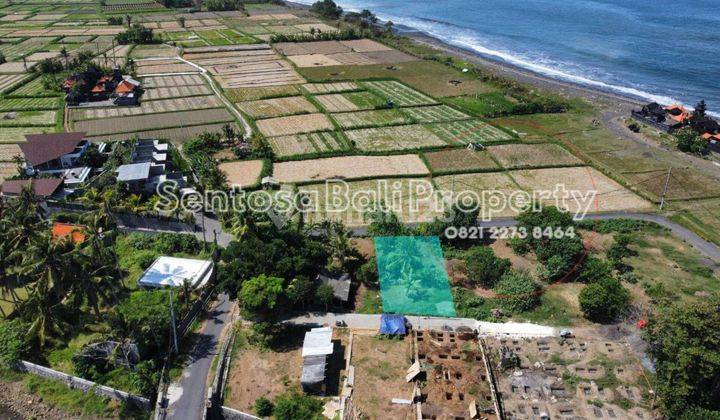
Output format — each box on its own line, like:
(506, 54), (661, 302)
(444, 92), (516, 117)
(25, 375), (116, 417)
(358, 288), (382, 314)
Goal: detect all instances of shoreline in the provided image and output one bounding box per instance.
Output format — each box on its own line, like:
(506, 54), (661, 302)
(285, 0), (648, 112)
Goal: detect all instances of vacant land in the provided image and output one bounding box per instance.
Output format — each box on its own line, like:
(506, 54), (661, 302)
(424, 148), (499, 174)
(351, 335), (415, 420)
(363, 80), (437, 106)
(237, 96), (317, 119)
(302, 82), (359, 94)
(73, 108), (234, 136)
(256, 113), (333, 137)
(266, 131), (348, 158)
(332, 108), (412, 129)
(489, 143), (583, 169)
(219, 160), (264, 188)
(314, 91), (384, 112)
(276, 39), (416, 68)
(0, 144), (22, 161)
(434, 171), (520, 217)
(142, 85), (212, 100)
(87, 122), (238, 143)
(273, 154), (429, 184)
(75, 96), (223, 119)
(225, 84), (300, 102)
(346, 124), (446, 152)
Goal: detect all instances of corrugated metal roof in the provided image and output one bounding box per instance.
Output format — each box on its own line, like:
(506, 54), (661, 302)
(302, 327), (333, 357)
(116, 162), (151, 182)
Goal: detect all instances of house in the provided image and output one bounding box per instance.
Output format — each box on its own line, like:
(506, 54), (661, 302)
(137, 256), (214, 289)
(316, 271), (351, 303)
(63, 69), (141, 106)
(115, 139), (186, 193)
(702, 132), (720, 153)
(116, 162), (167, 192)
(631, 103), (693, 132)
(51, 222), (86, 244)
(62, 166), (92, 189)
(20, 132), (90, 175)
(301, 327), (334, 394)
(0, 178), (64, 199)
(113, 76), (141, 106)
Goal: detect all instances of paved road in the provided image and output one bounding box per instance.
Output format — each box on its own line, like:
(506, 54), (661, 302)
(166, 293), (234, 420)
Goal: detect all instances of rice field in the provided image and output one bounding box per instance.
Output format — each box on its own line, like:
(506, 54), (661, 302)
(86, 122), (239, 143)
(0, 74), (28, 93)
(423, 148), (499, 174)
(0, 162), (17, 183)
(142, 84), (213, 100)
(0, 37), (49, 60)
(225, 84), (300, 102)
(141, 74), (207, 88)
(256, 113), (333, 137)
(273, 154), (429, 184)
(0, 97), (59, 112)
(363, 80), (438, 106)
(0, 110), (57, 126)
(488, 143), (583, 169)
(401, 105), (470, 123)
(302, 82), (359, 94)
(74, 96), (223, 119)
(0, 126), (56, 143)
(74, 108), (234, 136)
(219, 159), (264, 188)
(0, 144), (22, 161)
(426, 120), (515, 145)
(433, 171), (520, 218)
(345, 124), (446, 152)
(332, 108), (412, 129)
(10, 77), (61, 96)
(237, 96), (317, 119)
(314, 91), (385, 112)
(296, 177), (442, 226)
(266, 131), (348, 158)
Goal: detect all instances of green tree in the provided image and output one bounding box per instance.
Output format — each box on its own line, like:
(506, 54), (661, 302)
(675, 126), (707, 155)
(315, 283), (334, 311)
(0, 52), (5, 65)
(0, 319), (30, 367)
(273, 391), (323, 420)
(255, 396), (274, 417)
(692, 100), (707, 120)
(112, 290), (173, 354)
(310, 0), (343, 19)
(463, 246), (510, 288)
(131, 360), (160, 398)
(285, 277), (315, 309)
(578, 278), (630, 323)
(492, 270), (541, 313)
(239, 275), (284, 318)
(355, 257), (378, 287)
(645, 294), (720, 417)
(177, 16), (186, 28)
(366, 208), (408, 237)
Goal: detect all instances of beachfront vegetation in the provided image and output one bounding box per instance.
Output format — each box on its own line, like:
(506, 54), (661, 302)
(311, 0), (343, 20)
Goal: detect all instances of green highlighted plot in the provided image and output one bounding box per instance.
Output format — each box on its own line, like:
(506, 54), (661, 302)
(374, 236), (456, 317)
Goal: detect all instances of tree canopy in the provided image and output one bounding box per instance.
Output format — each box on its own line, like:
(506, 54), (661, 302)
(578, 278), (630, 323)
(463, 246), (510, 288)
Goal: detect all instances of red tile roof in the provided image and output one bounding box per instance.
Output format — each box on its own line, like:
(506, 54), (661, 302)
(20, 132), (87, 166)
(114, 80), (135, 94)
(51, 222), (86, 244)
(1, 178), (63, 197)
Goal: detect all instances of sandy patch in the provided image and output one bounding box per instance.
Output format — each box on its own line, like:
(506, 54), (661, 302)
(219, 160), (264, 188)
(273, 154), (429, 184)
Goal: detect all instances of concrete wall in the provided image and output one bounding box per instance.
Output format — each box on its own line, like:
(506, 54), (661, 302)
(220, 406), (260, 420)
(16, 360), (152, 411)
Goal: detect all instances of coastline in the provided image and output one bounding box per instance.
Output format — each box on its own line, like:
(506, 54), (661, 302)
(284, 0), (647, 112)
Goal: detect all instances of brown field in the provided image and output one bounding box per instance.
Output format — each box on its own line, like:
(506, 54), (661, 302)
(142, 74), (206, 88)
(277, 39), (417, 68)
(0, 61), (36, 73)
(92, 45), (132, 68)
(136, 61), (198, 75)
(266, 131), (348, 158)
(345, 124), (446, 152)
(350, 335), (415, 420)
(0, 74), (26, 92)
(25, 52), (60, 61)
(489, 143), (583, 169)
(424, 148), (499, 173)
(273, 154), (429, 184)
(0, 162), (17, 183)
(0, 144), (22, 161)
(184, 45), (305, 88)
(287, 54), (341, 68)
(434, 171), (520, 218)
(224, 84), (300, 102)
(87, 122), (238, 143)
(74, 108), (233, 136)
(302, 82), (359, 94)
(340, 39), (393, 53)
(219, 159), (264, 188)
(510, 167), (652, 212)
(130, 45), (178, 58)
(143, 84), (212, 100)
(237, 96), (317, 119)
(256, 113), (333, 137)
(314, 93), (359, 112)
(76, 95), (223, 119)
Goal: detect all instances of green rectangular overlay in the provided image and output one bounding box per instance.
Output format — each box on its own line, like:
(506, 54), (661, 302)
(374, 236), (456, 317)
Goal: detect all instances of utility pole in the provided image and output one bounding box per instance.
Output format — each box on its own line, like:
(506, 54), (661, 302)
(168, 288), (178, 354)
(659, 167), (672, 210)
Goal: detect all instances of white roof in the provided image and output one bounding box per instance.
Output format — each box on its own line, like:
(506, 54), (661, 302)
(137, 256), (213, 289)
(302, 327), (333, 357)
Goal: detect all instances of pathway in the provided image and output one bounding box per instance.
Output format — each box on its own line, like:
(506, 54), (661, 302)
(165, 293), (235, 420)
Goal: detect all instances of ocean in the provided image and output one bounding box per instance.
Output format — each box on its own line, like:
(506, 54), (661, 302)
(293, 0), (720, 115)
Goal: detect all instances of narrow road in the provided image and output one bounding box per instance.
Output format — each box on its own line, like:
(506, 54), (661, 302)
(166, 293), (235, 420)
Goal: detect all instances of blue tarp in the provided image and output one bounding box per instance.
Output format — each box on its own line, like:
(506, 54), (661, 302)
(379, 313), (406, 335)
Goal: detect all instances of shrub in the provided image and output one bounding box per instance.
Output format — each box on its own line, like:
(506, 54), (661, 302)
(205, 0), (241, 11)
(273, 391), (323, 420)
(0, 319), (30, 367)
(355, 257), (378, 287)
(116, 24), (158, 45)
(576, 256), (613, 283)
(311, 0), (342, 19)
(578, 278), (630, 323)
(255, 396), (274, 417)
(153, 233), (201, 254)
(627, 121), (641, 132)
(492, 270), (541, 313)
(463, 246), (510, 288)
(453, 288), (489, 320)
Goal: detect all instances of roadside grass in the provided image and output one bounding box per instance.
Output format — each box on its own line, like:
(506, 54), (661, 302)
(25, 375), (118, 417)
(515, 284), (585, 327)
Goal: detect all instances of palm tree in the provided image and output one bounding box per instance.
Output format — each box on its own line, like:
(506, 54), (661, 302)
(60, 47), (69, 69)
(314, 220), (361, 272)
(23, 293), (64, 348)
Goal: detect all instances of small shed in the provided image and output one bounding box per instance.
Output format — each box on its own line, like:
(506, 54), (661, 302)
(316, 271), (351, 302)
(301, 327), (334, 393)
(379, 314), (407, 335)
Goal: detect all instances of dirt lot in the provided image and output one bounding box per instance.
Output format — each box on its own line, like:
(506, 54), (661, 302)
(510, 167), (652, 213)
(273, 154), (429, 184)
(256, 113), (333, 137)
(237, 96), (317, 119)
(423, 148), (499, 174)
(351, 334), (415, 420)
(488, 143), (583, 169)
(219, 160), (264, 188)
